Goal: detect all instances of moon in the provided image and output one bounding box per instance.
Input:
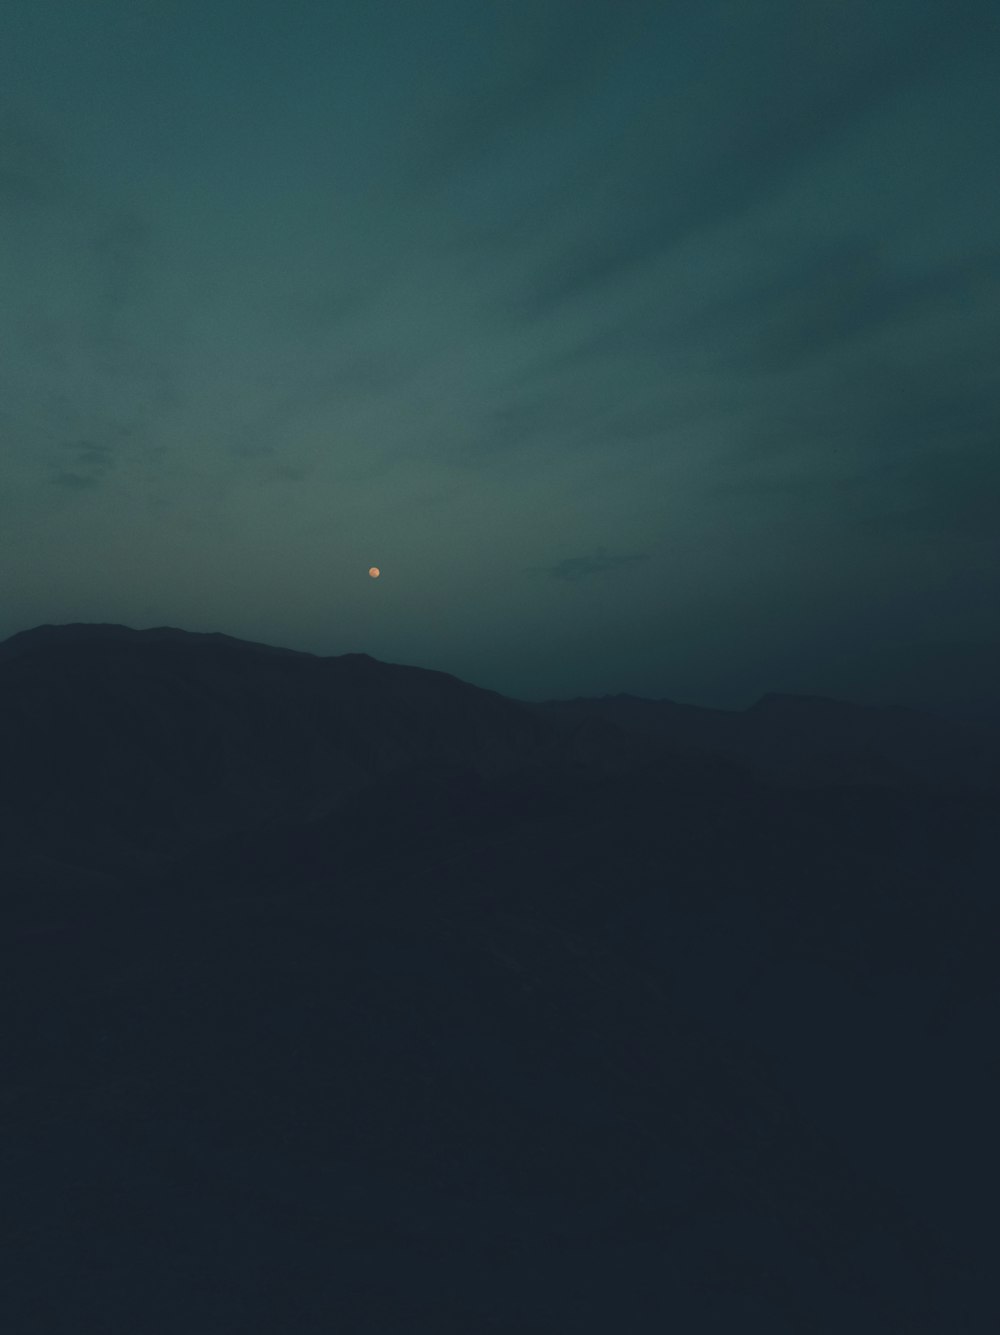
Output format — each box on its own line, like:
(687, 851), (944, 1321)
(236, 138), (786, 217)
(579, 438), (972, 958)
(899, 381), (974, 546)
(368, 566), (380, 578)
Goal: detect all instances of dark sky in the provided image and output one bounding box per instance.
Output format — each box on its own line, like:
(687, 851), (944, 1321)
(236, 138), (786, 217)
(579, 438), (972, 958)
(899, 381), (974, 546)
(3, 0), (998, 716)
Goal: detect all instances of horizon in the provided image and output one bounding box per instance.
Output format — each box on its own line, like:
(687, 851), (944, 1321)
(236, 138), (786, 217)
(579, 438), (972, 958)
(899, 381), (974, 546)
(4, 618), (998, 731)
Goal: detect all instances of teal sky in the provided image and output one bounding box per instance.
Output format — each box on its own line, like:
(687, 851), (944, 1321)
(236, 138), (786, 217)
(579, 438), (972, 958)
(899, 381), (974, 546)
(2, 0), (998, 716)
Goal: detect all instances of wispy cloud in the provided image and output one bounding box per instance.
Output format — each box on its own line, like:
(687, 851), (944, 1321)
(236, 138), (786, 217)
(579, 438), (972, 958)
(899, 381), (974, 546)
(508, 2), (992, 318)
(531, 547), (650, 582)
(46, 440), (116, 490)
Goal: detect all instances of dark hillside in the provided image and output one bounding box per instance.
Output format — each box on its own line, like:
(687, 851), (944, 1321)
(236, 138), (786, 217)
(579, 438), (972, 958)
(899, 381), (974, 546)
(1, 624), (997, 1332)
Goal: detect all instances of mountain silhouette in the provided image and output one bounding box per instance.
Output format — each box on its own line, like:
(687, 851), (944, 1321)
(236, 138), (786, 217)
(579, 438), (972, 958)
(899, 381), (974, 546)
(529, 687), (1000, 792)
(2, 624), (997, 1332)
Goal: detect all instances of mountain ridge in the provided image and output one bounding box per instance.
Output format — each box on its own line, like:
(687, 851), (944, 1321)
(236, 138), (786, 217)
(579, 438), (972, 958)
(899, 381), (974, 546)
(2, 621), (997, 1329)
(3, 623), (996, 875)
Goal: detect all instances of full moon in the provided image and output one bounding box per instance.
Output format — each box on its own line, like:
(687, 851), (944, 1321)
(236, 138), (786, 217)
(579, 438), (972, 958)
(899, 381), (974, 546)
(368, 566), (380, 578)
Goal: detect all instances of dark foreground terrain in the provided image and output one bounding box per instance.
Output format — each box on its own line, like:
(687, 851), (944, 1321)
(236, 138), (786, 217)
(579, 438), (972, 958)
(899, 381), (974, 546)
(2, 624), (998, 1332)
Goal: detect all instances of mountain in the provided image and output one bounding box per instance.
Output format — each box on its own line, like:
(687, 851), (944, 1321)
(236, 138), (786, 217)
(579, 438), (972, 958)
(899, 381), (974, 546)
(2, 624), (997, 1332)
(3, 623), (994, 869)
(0, 622), (560, 866)
(528, 688), (1000, 792)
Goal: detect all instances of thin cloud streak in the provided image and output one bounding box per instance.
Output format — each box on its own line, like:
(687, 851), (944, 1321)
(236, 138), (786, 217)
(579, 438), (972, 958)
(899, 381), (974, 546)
(531, 548), (651, 582)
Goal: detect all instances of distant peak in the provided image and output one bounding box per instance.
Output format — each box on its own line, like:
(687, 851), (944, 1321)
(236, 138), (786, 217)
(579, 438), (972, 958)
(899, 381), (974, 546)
(0, 623), (315, 659)
(751, 692), (847, 711)
(1, 622), (139, 648)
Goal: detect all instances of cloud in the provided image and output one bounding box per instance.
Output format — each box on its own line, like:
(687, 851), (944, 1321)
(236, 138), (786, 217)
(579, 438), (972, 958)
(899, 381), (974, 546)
(47, 471), (101, 490)
(531, 546), (650, 582)
(46, 440), (116, 490)
(0, 98), (171, 476)
(702, 242), (1000, 377)
(399, 0), (662, 187)
(512, 2), (994, 318)
(0, 101), (70, 210)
